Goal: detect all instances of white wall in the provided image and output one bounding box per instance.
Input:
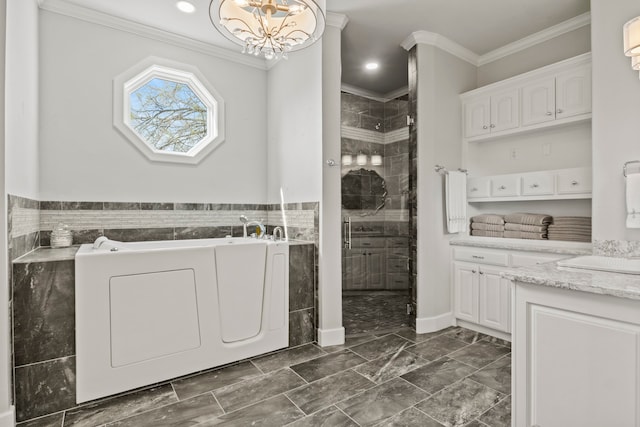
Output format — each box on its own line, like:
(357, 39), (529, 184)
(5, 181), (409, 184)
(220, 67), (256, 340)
(5, 0), (39, 199)
(591, 0), (640, 241)
(415, 44), (477, 328)
(477, 26), (591, 86)
(266, 44), (322, 204)
(39, 11), (268, 203)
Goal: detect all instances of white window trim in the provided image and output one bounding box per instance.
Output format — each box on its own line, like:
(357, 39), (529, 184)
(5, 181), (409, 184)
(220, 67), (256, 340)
(113, 56), (225, 165)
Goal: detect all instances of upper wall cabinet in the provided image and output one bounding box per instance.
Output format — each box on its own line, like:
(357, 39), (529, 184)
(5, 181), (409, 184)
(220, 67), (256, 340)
(461, 53), (591, 142)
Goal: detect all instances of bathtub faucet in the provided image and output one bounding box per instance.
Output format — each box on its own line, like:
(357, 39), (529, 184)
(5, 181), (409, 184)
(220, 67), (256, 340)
(246, 220), (266, 239)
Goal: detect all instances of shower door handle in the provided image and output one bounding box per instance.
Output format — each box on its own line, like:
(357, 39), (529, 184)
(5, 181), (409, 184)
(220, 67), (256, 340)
(343, 217), (352, 249)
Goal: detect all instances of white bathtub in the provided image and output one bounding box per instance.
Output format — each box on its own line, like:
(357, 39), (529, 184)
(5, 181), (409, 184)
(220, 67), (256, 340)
(75, 237), (289, 403)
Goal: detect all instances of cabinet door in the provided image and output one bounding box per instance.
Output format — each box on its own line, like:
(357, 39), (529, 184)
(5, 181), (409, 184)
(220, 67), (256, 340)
(478, 266), (510, 332)
(490, 88), (519, 133)
(367, 250), (385, 289)
(453, 262), (479, 323)
(521, 171), (554, 196)
(556, 167), (592, 195)
(521, 77), (555, 127)
(467, 176), (491, 199)
(490, 175), (519, 197)
(556, 65), (591, 119)
(344, 251), (367, 290)
(464, 97), (490, 138)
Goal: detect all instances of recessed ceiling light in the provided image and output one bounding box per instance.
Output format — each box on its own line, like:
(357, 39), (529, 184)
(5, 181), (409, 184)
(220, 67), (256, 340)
(176, 1), (196, 13)
(365, 62), (379, 71)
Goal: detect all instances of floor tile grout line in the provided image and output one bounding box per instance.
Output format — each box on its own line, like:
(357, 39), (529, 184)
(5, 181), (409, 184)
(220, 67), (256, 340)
(249, 359), (266, 375)
(337, 405), (363, 426)
(475, 392), (512, 421)
(281, 394), (307, 420)
(210, 391), (226, 415)
(412, 404), (447, 426)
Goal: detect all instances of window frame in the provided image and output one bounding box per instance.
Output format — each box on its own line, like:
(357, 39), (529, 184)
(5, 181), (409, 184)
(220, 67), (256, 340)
(113, 57), (225, 165)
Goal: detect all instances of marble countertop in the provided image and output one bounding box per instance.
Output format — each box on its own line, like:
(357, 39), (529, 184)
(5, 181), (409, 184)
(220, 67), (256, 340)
(14, 246), (80, 263)
(503, 261), (640, 301)
(450, 236), (592, 255)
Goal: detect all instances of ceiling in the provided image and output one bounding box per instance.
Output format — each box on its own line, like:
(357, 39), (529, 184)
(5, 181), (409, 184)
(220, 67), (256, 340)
(53, 0), (591, 96)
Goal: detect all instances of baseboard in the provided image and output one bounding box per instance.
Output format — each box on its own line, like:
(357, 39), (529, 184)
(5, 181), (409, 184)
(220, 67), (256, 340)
(0, 406), (15, 427)
(317, 327), (345, 347)
(415, 312), (454, 334)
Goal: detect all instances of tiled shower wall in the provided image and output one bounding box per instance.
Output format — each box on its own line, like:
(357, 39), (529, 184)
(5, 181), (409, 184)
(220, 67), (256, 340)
(7, 195), (318, 423)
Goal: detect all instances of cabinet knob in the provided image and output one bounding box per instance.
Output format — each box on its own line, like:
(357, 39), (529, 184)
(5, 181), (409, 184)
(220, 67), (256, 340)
(498, 185), (506, 190)
(472, 270), (477, 273)
(571, 180), (579, 186)
(490, 124), (495, 128)
(479, 271), (484, 275)
(557, 108), (563, 114)
(546, 111), (553, 116)
(531, 183), (539, 188)
(482, 125), (488, 129)
(471, 187), (478, 192)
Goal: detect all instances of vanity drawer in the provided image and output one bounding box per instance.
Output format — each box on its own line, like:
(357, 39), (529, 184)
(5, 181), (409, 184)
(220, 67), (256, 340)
(510, 253), (565, 267)
(351, 238), (386, 248)
(387, 258), (408, 273)
(467, 176), (491, 198)
(387, 273), (409, 289)
(521, 172), (554, 196)
(386, 237), (409, 248)
(453, 249), (509, 266)
(491, 175), (520, 197)
(556, 168), (592, 194)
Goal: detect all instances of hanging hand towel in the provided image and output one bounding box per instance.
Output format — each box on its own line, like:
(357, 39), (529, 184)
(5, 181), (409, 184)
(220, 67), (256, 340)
(446, 171), (467, 233)
(627, 173), (640, 228)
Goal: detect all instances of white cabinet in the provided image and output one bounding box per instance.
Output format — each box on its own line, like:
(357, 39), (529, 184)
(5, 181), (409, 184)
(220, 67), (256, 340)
(521, 171), (554, 196)
(521, 65), (592, 128)
(490, 174), (519, 197)
(513, 283), (640, 427)
(556, 167), (592, 195)
(453, 262), (479, 323)
(467, 176), (491, 198)
(464, 89), (519, 138)
(461, 53), (591, 142)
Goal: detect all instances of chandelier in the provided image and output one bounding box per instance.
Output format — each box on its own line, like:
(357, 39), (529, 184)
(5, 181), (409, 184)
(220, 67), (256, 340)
(210, 0), (326, 60)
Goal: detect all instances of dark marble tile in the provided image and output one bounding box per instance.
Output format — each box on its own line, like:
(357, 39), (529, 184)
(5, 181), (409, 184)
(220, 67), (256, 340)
(13, 260), (75, 365)
(174, 203), (210, 210)
(175, 227), (231, 240)
(481, 335), (511, 349)
(289, 244), (314, 311)
(141, 203), (174, 210)
(291, 350), (366, 382)
(61, 202), (103, 210)
(354, 350), (427, 384)
(401, 357), (476, 394)
(103, 202), (140, 210)
(478, 396), (511, 427)
(407, 335), (469, 362)
(286, 369), (374, 415)
(108, 393), (223, 426)
(289, 308), (315, 347)
(443, 328), (489, 344)
(463, 422), (487, 427)
(213, 368), (305, 413)
(200, 395), (304, 426)
(342, 292), (411, 336)
(288, 406), (357, 427)
(17, 412), (64, 427)
(172, 361), (262, 400)
(41, 229), (103, 247)
(416, 378), (504, 427)
(469, 355), (511, 395)
(11, 232), (40, 261)
(349, 334), (413, 361)
(394, 327), (455, 343)
(15, 356), (76, 422)
(322, 334), (377, 353)
(378, 407), (445, 426)
(104, 228), (174, 242)
(251, 344), (326, 374)
(63, 384), (177, 427)
(448, 341), (511, 369)
(40, 201), (62, 210)
(337, 378), (428, 426)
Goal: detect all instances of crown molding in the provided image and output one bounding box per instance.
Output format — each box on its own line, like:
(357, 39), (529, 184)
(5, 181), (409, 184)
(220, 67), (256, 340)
(401, 31), (479, 66)
(477, 12), (591, 66)
(341, 83), (408, 102)
(326, 12), (348, 30)
(38, 0), (267, 70)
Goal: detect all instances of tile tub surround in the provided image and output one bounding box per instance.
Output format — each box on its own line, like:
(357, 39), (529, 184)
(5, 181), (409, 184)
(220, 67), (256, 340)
(502, 260), (640, 301)
(12, 241), (316, 423)
(15, 326), (511, 427)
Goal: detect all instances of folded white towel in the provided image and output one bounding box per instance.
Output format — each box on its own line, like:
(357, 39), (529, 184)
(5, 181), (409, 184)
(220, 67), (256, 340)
(446, 171), (467, 233)
(627, 173), (640, 228)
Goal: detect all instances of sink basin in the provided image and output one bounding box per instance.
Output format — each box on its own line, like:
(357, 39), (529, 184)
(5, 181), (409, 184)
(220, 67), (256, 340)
(557, 255), (640, 275)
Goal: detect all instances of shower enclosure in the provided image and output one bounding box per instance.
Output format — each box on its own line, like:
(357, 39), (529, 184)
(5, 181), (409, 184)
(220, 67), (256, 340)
(340, 92), (412, 335)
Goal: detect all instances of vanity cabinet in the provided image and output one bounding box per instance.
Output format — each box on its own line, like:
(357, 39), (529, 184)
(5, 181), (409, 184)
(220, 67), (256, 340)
(452, 246), (567, 338)
(513, 282), (640, 427)
(463, 88), (519, 138)
(461, 53), (591, 142)
(343, 236), (410, 291)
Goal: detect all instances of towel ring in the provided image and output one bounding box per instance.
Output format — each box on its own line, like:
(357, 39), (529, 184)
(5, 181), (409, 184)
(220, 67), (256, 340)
(624, 160), (640, 177)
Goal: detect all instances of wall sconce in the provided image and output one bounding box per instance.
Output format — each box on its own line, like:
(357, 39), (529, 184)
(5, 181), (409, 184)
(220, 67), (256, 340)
(371, 152), (383, 166)
(624, 16), (640, 77)
(356, 152), (368, 166)
(341, 154), (353, 166)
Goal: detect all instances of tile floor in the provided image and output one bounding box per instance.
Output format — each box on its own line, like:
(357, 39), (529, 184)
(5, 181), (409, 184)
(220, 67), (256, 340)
(21, 327), (511, 427)
(342, 291), (412, 336)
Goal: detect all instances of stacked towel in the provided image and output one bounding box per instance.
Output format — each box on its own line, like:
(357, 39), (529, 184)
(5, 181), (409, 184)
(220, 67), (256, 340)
(548, 216), (592, 242)
(503, 212), (552, 240)
(470, 214), (505, 237)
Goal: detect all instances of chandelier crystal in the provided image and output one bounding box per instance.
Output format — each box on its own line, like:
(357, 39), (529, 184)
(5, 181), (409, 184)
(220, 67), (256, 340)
(210, 0), (326, 60)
